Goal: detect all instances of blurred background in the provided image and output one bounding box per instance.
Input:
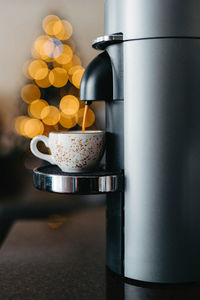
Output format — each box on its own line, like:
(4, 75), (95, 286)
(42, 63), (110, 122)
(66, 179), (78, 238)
(0, 0), (105, 204)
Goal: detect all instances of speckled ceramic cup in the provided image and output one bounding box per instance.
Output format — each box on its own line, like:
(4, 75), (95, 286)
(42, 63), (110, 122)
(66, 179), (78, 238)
(30, 131), (105, 173)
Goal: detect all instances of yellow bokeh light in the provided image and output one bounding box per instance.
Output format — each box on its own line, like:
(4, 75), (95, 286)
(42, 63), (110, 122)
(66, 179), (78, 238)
(24, 118), (44, 138)
(78, 108), (95, 128)
(55, 44), (73, 65)
(41, 106), (60, 125)
(42, 15), (61, 35)
(14, 116), (29, 135)
(72, 68), (85, 89)
(49, 67), (69, 88)
(29, 99), (48, 119)
(21, 84), (41, 104)
(59, 112), (78, 129)
(53, 20), (73, 41)
(59, 95), (79, 115)
(28, 59), (48, 80)
(68, 66), (84, 84)
(35, 72), (51, 88)
(53, 60), (73, 71)
(33, 35), (54, 62)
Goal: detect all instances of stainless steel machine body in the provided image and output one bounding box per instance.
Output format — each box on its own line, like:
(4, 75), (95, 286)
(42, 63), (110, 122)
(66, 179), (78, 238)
(80, 0), (200, 283)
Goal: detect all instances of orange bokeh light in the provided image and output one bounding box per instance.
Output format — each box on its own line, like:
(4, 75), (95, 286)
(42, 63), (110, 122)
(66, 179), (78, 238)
(21, 84), (41, 104)
(29, 99), (48, 119)
(24, 118), (44, 138)
(59, 95), (80, 115)
(42, 15), (61, 35)
(53, 20), (73, 41)
(49, 67), (69, 88)
(28, 59), (48, 80)
(59, 112), (78, 129)
(41, 106), (60, 125)
(72, 68), (85, 89)
(55, 44), (73, 65)
(78, 107), (95, 128)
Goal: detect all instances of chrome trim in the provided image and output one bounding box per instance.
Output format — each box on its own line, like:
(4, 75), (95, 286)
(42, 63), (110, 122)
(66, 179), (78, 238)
(92, 34), (123, 50)
(33, 166), (123, 194)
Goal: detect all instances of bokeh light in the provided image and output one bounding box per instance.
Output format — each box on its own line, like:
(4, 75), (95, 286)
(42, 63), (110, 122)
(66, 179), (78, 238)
(33, 35), (53, 61)
(55, 44), (73, 65)
(68, 65), (84, 84)
(29, 99), (48, 119)
(59, 112), (78, 129)
(24, 118), (44, 138)
(72, 68), (85, 89)
(42, 15), (61, 35)
(78, 108), (95, 128)
(56, 60), (73, 71)
(53, 20), (73, 41)
(21, 84), (41, 104)
(17, 14), (96, 140)
(41, 106), (60, 125)
(43, 38), (63, 59)
(14, 116), (29, 135)
(28, 59), (48, 80)
(49, 67), (69, 88)
(35, 72), (51, 88)
(60, 95), (79, 115)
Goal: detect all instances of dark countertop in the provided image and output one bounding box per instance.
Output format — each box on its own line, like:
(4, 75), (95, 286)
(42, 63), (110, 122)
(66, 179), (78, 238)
(1, 205), (200, 299)
(0, 207), (105, 300)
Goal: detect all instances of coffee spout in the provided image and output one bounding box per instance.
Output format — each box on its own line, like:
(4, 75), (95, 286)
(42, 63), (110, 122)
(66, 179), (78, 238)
(80, 51), (113, 103)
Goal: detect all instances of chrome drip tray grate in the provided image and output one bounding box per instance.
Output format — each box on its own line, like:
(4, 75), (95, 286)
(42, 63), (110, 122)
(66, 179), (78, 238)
(33, 165), (123, 194)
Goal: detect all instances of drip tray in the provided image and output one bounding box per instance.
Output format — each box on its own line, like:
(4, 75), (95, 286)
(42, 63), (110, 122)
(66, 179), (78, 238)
(33, 165), (124, 194)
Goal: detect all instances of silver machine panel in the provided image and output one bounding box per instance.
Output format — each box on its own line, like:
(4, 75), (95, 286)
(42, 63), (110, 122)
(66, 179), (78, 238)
(124, 38), (200, 282)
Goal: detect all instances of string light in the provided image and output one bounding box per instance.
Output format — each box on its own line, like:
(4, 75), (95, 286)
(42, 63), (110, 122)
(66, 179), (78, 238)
(41, 106), (60, 125)
(21, 84), (41, 104)
(60, 95), (79, 115)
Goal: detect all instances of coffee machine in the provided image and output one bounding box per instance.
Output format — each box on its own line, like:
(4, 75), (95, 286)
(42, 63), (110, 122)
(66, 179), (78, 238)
(34, 0), (200, 283)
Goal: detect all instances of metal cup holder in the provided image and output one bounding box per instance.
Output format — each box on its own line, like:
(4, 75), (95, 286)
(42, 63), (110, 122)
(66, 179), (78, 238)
(33, 165), (123, 194)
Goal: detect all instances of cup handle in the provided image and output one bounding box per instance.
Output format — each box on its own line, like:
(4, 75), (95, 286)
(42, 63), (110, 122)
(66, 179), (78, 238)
(30, 135), (54, 164)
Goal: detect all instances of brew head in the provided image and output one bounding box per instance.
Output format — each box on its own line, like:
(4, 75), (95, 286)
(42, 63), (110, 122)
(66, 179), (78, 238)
(80, 51), (113, 103)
